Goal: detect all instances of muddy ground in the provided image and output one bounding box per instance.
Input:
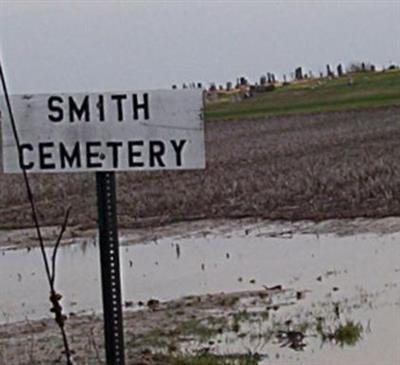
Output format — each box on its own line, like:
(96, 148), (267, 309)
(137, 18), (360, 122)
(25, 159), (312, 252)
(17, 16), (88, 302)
(1, 218), (399, 364)
(2, 106), (400, 231)
(3, 215), (400, 250)
(0, 287), (370, 365)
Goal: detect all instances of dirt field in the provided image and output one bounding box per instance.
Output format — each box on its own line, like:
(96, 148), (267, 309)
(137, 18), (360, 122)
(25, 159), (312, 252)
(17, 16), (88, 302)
(1, 106), (400, 230)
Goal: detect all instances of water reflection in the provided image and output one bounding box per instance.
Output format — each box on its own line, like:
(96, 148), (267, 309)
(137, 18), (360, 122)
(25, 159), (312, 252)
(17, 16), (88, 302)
(0, 228), (399, 364)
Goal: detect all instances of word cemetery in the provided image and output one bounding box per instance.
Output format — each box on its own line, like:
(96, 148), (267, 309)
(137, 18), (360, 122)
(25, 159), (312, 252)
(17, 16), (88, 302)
(18, 139), (188, 170)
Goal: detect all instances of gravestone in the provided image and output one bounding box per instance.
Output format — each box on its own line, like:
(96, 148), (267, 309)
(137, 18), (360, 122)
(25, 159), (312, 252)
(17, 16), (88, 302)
(239, 77), (248, 86)
(337, 64), (343, 77)
(326, 64), (334, 77)
(295, 67), (303, 80)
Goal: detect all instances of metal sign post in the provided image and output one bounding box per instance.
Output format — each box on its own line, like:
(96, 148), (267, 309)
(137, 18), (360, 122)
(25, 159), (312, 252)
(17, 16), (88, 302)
(96, 171), (125, 365)
(1, 88), (205, 365)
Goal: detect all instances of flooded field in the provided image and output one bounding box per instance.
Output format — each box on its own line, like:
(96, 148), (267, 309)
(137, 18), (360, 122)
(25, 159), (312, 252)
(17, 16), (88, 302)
(1, 221), (399, 364)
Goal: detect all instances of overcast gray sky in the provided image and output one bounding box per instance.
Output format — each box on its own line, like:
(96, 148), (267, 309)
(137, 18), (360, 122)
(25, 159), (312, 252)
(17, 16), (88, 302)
(0, 0), (399, 94)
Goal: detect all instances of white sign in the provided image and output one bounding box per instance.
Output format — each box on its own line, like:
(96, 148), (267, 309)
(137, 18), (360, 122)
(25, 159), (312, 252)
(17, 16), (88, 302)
(0, 89), (205, 173)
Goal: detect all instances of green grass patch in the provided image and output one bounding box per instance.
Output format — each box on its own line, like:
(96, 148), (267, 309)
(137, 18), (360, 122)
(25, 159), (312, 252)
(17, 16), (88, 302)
(169, 352), (260, 365)
(316, 318), (363, 347)
(129, 317), (226, 349)
(205, 70), (400, 121)
(171, 318), (222, 341)
(333, 321), (363, 347)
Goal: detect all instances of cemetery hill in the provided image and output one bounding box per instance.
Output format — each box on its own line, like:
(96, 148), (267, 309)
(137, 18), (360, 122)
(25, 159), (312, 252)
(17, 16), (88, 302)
(18, 93), (188, 171)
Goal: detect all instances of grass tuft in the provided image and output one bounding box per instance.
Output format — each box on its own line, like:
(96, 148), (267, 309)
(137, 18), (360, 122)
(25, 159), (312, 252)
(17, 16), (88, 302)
(333, 321), (363, 347)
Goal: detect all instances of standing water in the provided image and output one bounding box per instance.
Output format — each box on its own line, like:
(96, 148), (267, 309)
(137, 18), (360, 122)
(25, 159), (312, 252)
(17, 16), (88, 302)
(0, 224), (399, 364)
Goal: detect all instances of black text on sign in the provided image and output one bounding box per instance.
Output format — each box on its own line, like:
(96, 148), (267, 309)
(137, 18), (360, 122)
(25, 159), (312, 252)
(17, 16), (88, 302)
(0, 89), (205, 173)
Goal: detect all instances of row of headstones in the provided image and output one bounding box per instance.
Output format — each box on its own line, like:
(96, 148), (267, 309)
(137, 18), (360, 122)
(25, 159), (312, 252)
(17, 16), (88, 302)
(208, 75), (278, 92)
(172, 60), (386, 91)
(172, 82), (203, 90)
(173, 65), (347, 91)
(294, 64), (344, 80)
(172, 75), (278, 92)
(294, 62), (378, 81)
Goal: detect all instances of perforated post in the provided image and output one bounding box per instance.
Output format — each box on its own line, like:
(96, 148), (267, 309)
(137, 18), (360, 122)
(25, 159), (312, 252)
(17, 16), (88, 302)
(96, 171), (125, 365)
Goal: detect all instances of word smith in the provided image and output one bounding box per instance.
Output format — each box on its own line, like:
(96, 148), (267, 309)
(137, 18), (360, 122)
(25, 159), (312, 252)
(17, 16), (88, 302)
(48, 93), (149, 123)
(1, 89), (205, 172)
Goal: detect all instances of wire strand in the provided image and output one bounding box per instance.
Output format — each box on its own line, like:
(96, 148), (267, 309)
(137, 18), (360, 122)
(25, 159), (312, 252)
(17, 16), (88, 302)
(0, 59), (73, 365)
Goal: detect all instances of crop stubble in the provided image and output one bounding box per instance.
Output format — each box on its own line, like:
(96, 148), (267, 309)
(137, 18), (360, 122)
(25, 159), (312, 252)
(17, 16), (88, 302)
(1, 106), (400, 229)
